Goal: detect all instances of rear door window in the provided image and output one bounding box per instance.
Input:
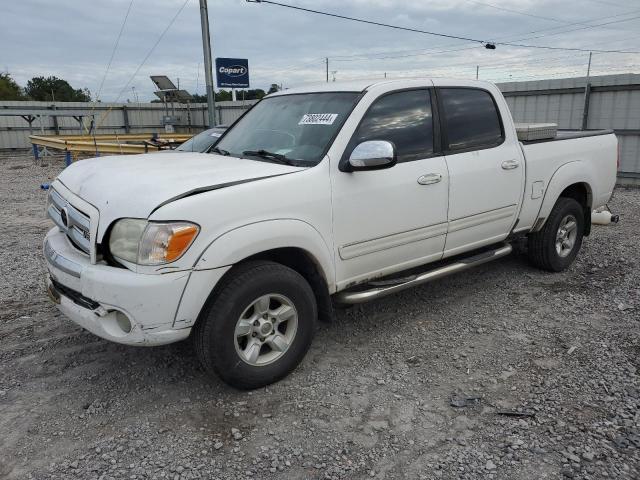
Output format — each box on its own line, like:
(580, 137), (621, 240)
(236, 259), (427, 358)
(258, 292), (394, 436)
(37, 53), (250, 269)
(439, 88), (503, 151)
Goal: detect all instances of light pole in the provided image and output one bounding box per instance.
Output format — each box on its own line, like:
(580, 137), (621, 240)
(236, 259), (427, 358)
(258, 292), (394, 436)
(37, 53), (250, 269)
(199, 0), (216, 127)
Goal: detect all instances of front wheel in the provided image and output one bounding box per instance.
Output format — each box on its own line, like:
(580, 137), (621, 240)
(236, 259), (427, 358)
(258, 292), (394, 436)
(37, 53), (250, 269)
(528, 197), (584, 272)
(194, 261), (317, 389)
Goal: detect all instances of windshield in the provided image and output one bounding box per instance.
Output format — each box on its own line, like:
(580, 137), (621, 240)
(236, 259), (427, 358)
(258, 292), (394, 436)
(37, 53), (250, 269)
(215, 92), (361, 165)
(176, 127), (226, 152)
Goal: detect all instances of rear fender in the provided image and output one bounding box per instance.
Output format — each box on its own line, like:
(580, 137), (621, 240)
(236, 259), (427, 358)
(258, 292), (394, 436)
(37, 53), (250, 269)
(534, 161), (594, 231)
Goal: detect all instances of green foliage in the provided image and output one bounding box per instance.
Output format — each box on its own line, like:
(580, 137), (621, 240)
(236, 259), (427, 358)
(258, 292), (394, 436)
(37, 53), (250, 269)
(190, 93), (207, 103)
(25, 76), (91, 102)
(191, 89), (266, 103)
(0, 73), (26, 100)
(243, 89), (266, 100)
(216, 90), (232, 102)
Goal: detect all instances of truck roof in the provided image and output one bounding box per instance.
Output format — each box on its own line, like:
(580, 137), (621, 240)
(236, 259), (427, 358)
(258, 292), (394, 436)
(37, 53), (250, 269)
(268, 78), (496, 96)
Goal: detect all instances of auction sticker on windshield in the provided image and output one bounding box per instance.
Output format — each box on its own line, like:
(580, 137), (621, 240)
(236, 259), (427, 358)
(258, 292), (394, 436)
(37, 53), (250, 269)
(299, 113), (338, 125)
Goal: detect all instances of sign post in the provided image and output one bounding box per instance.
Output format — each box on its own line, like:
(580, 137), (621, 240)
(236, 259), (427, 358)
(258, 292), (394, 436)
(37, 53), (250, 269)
(199, 0), (216, 127)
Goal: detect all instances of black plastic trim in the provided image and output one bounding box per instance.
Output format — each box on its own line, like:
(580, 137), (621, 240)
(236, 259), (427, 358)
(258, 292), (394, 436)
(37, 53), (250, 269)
(431, 87), (443, 155)
(51, 278), (100, 310)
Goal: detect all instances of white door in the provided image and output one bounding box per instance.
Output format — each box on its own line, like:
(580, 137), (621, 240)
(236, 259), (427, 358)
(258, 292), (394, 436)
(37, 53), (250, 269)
(435, 85), (525, 257)
(331, 88), (449, 290)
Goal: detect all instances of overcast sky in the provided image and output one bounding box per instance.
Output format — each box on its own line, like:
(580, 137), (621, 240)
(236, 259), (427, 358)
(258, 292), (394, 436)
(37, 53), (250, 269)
(3, 0), (640, 101)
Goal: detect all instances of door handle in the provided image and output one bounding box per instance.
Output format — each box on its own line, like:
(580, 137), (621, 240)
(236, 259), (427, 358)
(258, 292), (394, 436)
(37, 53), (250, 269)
(417, 173), (442, 185)
(501, 159), (519, 170)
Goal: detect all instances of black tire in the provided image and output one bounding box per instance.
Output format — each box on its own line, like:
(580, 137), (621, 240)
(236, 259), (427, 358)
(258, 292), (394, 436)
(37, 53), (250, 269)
(194, 260), (317, 389)
(528, 197), (584, 272)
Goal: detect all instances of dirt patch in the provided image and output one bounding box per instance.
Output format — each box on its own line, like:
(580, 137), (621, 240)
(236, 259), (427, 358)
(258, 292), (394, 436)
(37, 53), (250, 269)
(1, 152), (639, 479)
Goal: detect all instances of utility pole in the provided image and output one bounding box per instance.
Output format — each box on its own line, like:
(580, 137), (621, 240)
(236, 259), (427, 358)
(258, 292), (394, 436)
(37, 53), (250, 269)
(325, 57), (329, 83)
(476, 65), (479, 80)
(581, 51), (593, 131)
(199, 0), (216, 127)
(584, 51), (592, 85)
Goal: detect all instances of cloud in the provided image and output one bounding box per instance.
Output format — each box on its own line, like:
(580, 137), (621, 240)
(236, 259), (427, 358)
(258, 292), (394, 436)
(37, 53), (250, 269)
(2, 0), (638, 101)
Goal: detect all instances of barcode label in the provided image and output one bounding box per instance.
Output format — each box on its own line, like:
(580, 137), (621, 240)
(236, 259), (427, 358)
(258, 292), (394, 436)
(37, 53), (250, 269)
(299, 113), (338, 125)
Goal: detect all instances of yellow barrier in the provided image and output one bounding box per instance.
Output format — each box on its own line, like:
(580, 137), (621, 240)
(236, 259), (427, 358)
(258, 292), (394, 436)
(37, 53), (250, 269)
(29, 133), (194, 156)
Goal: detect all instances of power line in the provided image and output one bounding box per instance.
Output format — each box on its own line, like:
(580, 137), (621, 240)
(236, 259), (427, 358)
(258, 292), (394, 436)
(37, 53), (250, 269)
(114, 0), (190, 101)
(584, 0), (630, 7)
(94, 0), (135, 103)
(324, 26), (640, 83)
(246, 0), (640, 54)
(329, 32), (640, 84)
(86, 0), (135, 133)
(246, 0), (487, 45)
(467, 0), (637, 31)
(96, 0), (191, 128)
(330, 12), (640, 63)
(387, 32), (640, 73)
(276, 57), (326, 74)
(464, 0), (583, 25)
(328, 8), (640, 62)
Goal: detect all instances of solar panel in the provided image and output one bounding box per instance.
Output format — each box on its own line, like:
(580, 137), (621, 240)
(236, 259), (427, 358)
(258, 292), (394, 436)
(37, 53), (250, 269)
(150, 75), (177, 91)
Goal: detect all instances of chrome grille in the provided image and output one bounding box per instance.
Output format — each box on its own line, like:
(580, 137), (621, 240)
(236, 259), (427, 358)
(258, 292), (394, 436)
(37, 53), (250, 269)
(47, 188), (91, 255)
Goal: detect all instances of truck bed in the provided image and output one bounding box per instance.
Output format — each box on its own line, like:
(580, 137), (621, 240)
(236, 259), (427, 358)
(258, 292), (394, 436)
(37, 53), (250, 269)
(515, 130), (618, 233)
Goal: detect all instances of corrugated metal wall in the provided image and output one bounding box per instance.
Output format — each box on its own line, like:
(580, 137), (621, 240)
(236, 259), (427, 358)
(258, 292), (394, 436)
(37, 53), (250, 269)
(498, 74), (640, 178)
(0, 100), (257, 149)
(2, 75), (639, 177)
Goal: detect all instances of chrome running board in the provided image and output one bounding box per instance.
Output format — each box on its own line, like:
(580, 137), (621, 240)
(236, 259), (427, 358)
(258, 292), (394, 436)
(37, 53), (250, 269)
(334, 243), (513, 304)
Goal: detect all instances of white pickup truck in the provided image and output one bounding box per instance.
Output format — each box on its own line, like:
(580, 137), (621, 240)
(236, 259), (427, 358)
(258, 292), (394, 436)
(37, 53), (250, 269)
(44, 78), (617, 389)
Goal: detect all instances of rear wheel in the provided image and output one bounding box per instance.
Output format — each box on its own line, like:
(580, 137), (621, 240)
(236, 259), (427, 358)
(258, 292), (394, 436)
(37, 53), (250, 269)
(528, 197), (584, 272)
(194, 261), (316, 389)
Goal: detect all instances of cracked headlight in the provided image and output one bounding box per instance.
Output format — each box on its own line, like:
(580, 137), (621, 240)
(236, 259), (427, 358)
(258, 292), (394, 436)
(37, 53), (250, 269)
(109, 219), (199, 265)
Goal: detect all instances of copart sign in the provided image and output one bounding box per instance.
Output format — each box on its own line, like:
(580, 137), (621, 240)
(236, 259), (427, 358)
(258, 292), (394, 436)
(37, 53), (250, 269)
(215, 58), (250, 88)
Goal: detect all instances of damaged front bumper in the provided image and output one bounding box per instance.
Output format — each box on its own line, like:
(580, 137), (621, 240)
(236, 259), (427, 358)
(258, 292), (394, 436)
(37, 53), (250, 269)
(44, 227), (192, 346)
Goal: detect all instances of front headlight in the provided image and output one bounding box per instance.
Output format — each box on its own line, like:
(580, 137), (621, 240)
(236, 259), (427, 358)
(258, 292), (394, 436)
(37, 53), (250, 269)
(109, 219), (199, 265)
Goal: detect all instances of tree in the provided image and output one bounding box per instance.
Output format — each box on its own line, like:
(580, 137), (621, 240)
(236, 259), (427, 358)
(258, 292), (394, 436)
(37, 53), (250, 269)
(215, 90), (232, 102)
(191, 88), (266, 103)
(244, 89), (266, 100)
(191, 93), (207, 103)
(0, 73), (26, 100)
(25, 76), (91, 102)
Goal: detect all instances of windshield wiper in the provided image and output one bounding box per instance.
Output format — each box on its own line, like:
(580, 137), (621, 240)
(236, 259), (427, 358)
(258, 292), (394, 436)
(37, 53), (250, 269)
(211, 146), (230, 156)
(242, 149), (297, 166)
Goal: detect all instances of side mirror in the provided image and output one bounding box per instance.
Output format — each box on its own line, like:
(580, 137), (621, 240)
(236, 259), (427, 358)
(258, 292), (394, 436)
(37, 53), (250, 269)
(347, 140), (397, 171)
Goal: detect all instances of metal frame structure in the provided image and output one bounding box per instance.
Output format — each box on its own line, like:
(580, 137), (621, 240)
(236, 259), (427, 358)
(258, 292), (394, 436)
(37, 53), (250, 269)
(29, 133), (193, 165)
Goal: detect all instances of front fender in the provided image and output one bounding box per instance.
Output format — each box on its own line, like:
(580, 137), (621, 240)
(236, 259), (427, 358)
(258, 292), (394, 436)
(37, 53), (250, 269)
(535, 161), (594, 230)
(194, 219), (336, 291)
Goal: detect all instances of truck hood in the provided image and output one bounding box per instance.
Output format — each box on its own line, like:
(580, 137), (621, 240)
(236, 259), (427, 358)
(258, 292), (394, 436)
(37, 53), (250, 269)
(56, 152), (303, 238)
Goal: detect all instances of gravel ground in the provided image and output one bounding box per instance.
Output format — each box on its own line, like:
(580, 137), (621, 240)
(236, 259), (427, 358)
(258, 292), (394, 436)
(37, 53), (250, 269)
(1, 152), (639, 480)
